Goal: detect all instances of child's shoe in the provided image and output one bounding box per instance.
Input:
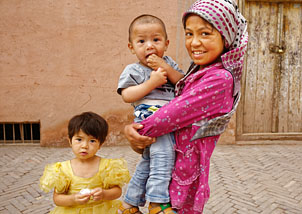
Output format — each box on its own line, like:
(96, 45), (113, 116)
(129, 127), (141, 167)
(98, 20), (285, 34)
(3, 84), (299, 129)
(118, 203), (142, 214)
(148, 203), (177, 214)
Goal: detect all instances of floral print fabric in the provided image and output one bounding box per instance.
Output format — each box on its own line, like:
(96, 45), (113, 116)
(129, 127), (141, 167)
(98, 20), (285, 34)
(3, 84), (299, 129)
(139, 63), (234, 213)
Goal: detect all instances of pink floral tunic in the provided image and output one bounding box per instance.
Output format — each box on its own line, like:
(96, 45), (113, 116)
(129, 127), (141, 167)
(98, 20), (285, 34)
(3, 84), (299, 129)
(139, 62), (234, 213)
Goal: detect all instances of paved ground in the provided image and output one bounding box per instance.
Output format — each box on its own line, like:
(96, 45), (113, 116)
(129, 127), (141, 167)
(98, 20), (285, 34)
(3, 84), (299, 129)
(0, 144), (301, 214)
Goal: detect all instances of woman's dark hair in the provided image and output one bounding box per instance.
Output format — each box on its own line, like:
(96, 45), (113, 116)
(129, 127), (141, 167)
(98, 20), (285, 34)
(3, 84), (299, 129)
(68, 112), (108, 144)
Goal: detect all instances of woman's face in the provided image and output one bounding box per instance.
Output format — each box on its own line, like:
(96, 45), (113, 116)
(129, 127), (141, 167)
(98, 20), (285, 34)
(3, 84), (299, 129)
(184, 15), (224, 67)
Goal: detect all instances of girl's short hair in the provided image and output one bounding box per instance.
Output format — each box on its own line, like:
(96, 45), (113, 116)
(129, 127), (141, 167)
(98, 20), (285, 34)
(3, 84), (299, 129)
(68, 112), (108, 144)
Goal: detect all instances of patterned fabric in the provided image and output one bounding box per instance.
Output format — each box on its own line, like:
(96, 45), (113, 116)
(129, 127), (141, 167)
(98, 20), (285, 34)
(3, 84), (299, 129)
(139, 63), (234, 213)
(183, 0), (248, 96)
(175, 63), (240, 140)
(190, 91), (240, 141)
(134, 104), (161, 121)
(136, 1), (249, 212)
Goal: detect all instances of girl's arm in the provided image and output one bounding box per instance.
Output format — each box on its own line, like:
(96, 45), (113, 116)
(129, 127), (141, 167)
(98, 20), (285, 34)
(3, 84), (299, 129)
(53, 190), (91, 207)
(90, 186), (122, 201)
(121, 68), (167, 103)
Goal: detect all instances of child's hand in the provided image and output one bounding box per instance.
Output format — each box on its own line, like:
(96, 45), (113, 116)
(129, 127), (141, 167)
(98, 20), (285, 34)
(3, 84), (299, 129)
(147, 54), (167, 70)
(149, 67), (167, 87)
(74, 192), (91, 204)
(90, 187), (104, 201)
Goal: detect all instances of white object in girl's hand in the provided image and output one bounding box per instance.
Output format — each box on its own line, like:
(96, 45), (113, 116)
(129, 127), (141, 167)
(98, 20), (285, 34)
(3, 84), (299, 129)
(79, 188), (91, 195)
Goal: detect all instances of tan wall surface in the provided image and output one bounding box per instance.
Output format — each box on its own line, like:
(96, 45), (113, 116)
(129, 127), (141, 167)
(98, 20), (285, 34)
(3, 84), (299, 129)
(0, 0), (235, 146)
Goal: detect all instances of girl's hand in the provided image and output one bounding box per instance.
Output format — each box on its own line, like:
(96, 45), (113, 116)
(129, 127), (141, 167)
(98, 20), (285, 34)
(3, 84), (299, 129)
(90, 188), (104, 201)
(124, 123), (156, 150)
(74, 192), (91, 205)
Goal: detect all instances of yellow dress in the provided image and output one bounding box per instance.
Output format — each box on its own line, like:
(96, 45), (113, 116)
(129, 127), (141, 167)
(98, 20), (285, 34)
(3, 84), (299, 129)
(40, 158), (131, 214)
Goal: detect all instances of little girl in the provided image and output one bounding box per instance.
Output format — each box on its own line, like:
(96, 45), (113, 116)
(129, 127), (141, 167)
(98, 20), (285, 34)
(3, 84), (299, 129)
(40, 112), (131, 214)
(123, 0), (248, 213)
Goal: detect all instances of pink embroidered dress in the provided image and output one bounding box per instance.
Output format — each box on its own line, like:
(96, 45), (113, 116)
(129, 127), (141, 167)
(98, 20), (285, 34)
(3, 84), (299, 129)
(139, 62), (234, 213)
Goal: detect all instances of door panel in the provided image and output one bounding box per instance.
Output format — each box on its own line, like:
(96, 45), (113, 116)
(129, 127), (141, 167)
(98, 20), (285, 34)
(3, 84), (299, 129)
(279, 3), (302, 132)
(237, 1), (302, 142)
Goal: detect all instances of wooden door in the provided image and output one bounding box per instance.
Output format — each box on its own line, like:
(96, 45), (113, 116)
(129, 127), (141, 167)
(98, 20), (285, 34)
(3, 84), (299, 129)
(237, 0), (302, 143)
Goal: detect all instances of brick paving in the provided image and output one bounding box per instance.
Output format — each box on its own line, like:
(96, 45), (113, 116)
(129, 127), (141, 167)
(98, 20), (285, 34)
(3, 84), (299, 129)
(0, 144), (301, 214)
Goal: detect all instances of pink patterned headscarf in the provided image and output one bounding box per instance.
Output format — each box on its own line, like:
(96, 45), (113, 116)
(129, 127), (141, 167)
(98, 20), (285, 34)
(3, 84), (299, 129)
(183, 0), (248, 96)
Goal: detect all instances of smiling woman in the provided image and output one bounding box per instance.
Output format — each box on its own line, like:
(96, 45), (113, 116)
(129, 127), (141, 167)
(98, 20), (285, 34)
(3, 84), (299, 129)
(184, 14), (225, 69)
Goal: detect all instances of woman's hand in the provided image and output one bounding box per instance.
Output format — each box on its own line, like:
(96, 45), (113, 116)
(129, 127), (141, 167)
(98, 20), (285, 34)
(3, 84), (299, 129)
(124, 123), (156, 152)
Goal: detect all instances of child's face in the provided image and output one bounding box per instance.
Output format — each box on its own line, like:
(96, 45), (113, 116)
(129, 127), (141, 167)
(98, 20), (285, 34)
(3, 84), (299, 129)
(128, 23), (169, 67)
(184, 15), (224, 67)
(69, 130), (101, 161)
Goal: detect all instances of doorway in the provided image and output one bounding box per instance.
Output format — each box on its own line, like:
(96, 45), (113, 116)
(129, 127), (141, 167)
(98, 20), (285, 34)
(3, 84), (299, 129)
(237, 0), (302, 143)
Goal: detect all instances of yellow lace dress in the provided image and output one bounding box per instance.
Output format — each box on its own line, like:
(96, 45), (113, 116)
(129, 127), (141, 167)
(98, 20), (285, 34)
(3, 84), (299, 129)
(40, 158), (131, 214)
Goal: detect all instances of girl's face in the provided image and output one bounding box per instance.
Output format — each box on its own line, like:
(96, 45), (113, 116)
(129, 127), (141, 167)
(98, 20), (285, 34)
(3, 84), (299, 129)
(69, 130), (101, 161)
(185, 15), (224, 67)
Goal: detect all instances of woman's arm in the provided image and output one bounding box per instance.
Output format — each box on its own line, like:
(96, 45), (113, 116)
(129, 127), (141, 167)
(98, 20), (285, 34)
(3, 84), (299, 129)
(138, 69), (234, 137)
(124, 68), (234, 149)
(124, 123), (156, 150)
